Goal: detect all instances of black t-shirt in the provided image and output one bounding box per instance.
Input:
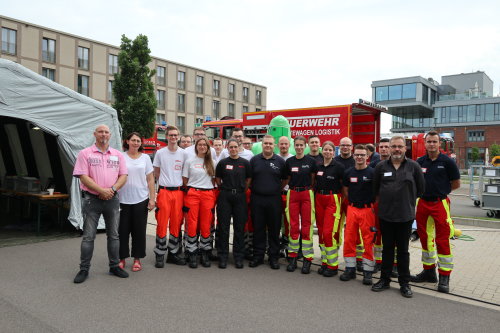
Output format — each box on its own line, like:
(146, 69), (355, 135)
(250, 153), (286, 196)
(334, 155), (355, 169)
(315, 161), (345, 193)
(342, 166), (375, 205)
(417, 153), (460, 198)
(307, 153), (324, 165)
(215, 157), (251, 191)
(285, 155), (318, 188)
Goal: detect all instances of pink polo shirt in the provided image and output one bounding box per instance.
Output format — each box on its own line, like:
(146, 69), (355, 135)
(73, 144), (128, 195)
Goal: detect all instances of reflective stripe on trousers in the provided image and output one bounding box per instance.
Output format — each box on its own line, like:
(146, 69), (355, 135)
(315, 193), (342, 269)
(286, 190), (315, 258)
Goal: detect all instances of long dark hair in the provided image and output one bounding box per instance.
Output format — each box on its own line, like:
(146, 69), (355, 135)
(123, 132), (144, 152)
(195, 137), (215, 177)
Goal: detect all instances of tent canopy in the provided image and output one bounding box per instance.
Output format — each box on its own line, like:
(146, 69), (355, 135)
(0, 59), (122, 228)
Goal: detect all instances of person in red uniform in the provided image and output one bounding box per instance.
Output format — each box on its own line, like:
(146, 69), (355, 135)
(315, 141), (344, 277)
(284, 136), (317, 274)
(340, 144), (376, 285)
(411, 131), (460, 293)
(182, 137), (216, 268)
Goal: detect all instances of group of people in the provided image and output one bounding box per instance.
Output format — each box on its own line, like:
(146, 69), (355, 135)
(72, 124), (460, 299)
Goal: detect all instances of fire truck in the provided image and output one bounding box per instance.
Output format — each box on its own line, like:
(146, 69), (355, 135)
(203, 99), (386, 146)
(143, 124), (167, 158)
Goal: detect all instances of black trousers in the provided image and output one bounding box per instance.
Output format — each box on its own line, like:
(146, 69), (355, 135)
(216, 191), (247, 260)
(119, 198), (149, 259)
(380, 219), (413, 285)
(251, 194), (282, 260)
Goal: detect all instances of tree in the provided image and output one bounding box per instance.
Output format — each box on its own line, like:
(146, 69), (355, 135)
(471, 146), (480, 163)
(489, 143), (500, 160)
(112, 34), (156, 139)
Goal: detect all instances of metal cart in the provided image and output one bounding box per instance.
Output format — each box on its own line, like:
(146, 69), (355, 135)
(469, 166), (500, 218)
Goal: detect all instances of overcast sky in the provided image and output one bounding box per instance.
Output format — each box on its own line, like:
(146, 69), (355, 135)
(2, 0), (500, 132)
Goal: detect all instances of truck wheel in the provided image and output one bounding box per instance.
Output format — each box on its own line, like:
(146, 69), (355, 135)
(486, 210), (495, 218)
(474, 200), (480, 207)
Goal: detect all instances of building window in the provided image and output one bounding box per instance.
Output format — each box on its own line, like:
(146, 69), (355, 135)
(402, 83), (417, 99)
(375, 86), (388, 102)
(157, 66), (166, 86)
(177, 93), (185, 112)
(177, 116), (185, 134)
(466, 147), (485, 166)
(243, 87), (249, 103)
(177, 71), (185, 90)
(156, 90), (165, 109)
(42, 38), (56, 63)
(156, 113), (165, 125)
(228, 83), (235, 100)
(108, 80), (114, 103)
(376, 84), (416, 102)
(77, 75), (89, 96)
(228, 103), (235, 118)
(256, 108), (261, 112)
(109, 54), (118, 74)
(213, 80), (220, 97)
(243, 105), (248, 113)
(212, 100), (220, 119)
(1, 27), (16, 55)
(468, 130), (485, 142)
(77, 46), (89, 70)
(42, 68), (55, 81)
(256, 90), (262, 105)
(196, 97), (204, 115)
(196, 75), (204, 93)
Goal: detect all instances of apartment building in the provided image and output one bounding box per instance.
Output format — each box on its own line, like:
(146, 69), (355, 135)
(0, 15), (267, 135)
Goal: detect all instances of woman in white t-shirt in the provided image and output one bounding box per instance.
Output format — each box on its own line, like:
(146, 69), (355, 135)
(118, 132), (155, 272)
(182, 137), (216, 268)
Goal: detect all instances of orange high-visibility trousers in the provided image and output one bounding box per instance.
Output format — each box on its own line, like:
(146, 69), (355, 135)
(184, 188), (216, 253)
(343, 205), (376, 271)
(155, 188), (184, 255)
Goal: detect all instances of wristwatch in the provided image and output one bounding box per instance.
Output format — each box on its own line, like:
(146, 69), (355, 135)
(111, 186), (117, 192)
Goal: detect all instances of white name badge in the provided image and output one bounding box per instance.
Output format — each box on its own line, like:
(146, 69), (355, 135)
(109, 156), (118, 161)
(226, 165), (233, 170)
(350, 177), (358, 183)
(317, 171), (324, 176)
(291, 167), (299, 172)
(422, 168), (427, 173)
(384, 172), (392, 177)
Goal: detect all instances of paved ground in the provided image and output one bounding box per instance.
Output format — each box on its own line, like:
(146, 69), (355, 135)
(0, 235), (499, 333)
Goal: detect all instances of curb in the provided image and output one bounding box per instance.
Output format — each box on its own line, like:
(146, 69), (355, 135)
(453, 217), (500, 229)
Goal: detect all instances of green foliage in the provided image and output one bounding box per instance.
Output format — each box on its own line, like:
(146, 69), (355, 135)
(489, 143), (500, 159)
(112, 34), (156, 139)
(471, 146), (480, 162)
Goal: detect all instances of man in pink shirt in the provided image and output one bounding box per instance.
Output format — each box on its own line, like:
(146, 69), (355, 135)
(72, 125), (128, 283)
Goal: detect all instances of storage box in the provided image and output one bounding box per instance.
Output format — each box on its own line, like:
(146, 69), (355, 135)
(484, 184), (500, 194)
(482, 168), (500, 177)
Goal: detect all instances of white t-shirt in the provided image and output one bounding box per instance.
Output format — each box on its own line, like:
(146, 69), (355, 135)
(279, 153), (294, 161)
(153, 146), (187, 187)
(184, 145), (217, 159)
(182, 156), (214, 189)
(219, 148), (254, 161)
(118, 153), (154, 204)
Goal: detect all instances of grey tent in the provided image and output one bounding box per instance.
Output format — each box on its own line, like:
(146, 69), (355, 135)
(0, 58), (122, 229)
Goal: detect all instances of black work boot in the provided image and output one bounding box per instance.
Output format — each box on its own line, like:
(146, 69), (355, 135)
(318, 264), (326, 275)
(166, 252), (186, 265)
(356, 261), (363, 272)
(371, 278), (390, 292)
(286, 257), (297, 272)
(438, 274), (450, 293)
(200, 250), (211, 267)
(362, 271), (373, 285)
(188, 253), (198, 268)
(155, 254), (165, 268)
(410, 268), (437, 283)
(322, 267), (338, 277)
(301, 260), (311, 274)
(340, 267), (356, 281)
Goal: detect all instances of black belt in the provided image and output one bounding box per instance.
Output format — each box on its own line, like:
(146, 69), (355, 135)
(421, 196), (447, 202)
(159, 186), (181, 191)
(221, 188), (245, 194)
(349, 202), (373, 208)
(190, 187), (213, 191)
(316, 190), (340, 195)
(291, 186), (311, 192)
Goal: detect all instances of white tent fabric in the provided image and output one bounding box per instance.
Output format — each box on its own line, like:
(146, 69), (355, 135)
(0, 59), (122, 229)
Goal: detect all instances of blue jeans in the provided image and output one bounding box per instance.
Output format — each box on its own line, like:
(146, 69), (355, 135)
(80, 193), (120, 271)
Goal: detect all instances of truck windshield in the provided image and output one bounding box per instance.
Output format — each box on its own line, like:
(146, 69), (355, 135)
(157, 128), (167, 143)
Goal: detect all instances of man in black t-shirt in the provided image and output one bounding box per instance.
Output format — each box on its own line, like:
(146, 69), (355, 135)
(340, 144), (376, 285)
(307, 135), (323, 165)
(249, 135), (287, 269)
(215, 139), (251, 269)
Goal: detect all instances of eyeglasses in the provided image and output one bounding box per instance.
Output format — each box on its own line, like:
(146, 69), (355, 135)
(340, 144), (352, 147)
(194, 133), (204, 136)
(168, 134), (179, 137)
(353, 154), (366, 157)
(243, 142), (251, 145)
(390, 145), (405, 149)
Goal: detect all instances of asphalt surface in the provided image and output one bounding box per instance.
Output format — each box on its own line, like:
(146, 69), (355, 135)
(1, 235), (499, 333)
